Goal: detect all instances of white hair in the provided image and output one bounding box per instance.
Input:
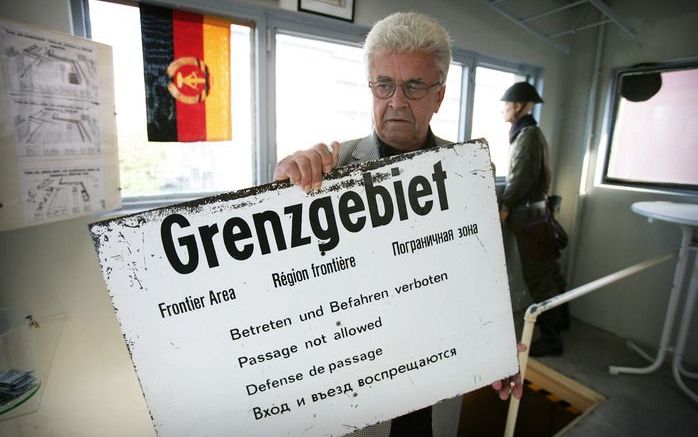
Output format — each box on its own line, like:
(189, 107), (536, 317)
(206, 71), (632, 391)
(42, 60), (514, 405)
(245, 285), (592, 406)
(364, 12), (452, 82)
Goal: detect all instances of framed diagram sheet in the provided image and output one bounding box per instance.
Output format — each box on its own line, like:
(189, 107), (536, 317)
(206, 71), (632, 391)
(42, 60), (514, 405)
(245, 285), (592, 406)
(0, 18), (119, 231)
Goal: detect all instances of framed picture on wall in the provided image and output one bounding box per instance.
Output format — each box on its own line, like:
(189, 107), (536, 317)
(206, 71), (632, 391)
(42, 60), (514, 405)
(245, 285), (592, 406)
(298, 0), (355, 22)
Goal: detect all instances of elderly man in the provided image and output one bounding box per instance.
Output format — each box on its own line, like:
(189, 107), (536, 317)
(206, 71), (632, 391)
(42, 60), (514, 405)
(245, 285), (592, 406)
(275, 12), (522, 437)
(273, 12), (451, 190)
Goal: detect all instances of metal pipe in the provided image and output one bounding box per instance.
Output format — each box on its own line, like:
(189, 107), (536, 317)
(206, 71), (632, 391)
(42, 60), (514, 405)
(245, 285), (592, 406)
(503, 315), (535, 437)
(671, 254), (698, 403)
(503, 251), (675, 437)
(483, 1), (570, 54)
(589, 0), (637, 38)
(574, 4), (594, 31)
(521, 0), (588, 23)
(609, 229), (693, 375)
(566, 20), (605, 286)
(547, 19), (611, 39)
(533, 252), (674, 317)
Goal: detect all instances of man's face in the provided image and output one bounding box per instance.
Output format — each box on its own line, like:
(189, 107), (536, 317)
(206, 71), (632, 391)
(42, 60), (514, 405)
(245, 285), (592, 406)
(502, 101), (517, 123)
(370, 51), (446, 152)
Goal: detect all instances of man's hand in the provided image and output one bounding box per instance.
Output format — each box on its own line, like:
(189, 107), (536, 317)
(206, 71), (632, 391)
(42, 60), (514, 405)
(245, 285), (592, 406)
(499, 205), (510, 223)
(491, 343), (527, 400)
(273, 142), (341, 192)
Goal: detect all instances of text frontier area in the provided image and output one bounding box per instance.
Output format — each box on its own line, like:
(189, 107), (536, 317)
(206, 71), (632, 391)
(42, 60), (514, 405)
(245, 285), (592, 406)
(160, 162), (449, 274)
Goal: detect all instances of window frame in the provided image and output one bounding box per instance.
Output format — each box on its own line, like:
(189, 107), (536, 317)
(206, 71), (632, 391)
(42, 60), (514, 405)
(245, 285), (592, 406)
(457, 53), (542, 142)
(74, 0), (543, 206)
(264, 13), (367, 183)
(601, 59), (698, 194)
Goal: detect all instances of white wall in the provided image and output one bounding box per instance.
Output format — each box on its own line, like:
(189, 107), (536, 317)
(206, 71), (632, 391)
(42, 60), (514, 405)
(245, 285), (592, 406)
(0, 0), (71, 33)
(556, 0), (698, 365)
(0, 1), (569, 436)
(0, 216), (154, 436)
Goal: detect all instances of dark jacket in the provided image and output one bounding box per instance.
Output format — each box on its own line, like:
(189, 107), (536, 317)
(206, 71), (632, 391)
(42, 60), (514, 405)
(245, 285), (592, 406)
(337, 131), (452, 167)
(500, 125), (551, 211)
(334, 129), (452, 437)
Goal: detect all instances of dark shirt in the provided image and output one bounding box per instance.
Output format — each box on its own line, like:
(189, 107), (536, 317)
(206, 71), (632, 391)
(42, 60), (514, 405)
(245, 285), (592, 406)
(377, 129), (437, 158)
(375, 128), (437, 437)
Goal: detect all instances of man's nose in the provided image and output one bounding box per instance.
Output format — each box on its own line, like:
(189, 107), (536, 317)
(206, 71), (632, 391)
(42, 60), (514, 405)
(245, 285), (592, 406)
(389, 85), (409, 107)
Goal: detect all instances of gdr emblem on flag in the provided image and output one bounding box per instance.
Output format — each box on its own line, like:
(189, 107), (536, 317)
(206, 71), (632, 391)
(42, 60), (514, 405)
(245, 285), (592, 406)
(140, 5), (231, 142)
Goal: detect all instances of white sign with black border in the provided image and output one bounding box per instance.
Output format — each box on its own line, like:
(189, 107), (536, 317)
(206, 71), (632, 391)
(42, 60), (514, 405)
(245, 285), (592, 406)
(90, 140), (518, 437)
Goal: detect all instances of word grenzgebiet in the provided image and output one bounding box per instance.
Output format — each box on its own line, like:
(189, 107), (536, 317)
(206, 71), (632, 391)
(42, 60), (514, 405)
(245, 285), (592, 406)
(161, 161), (449, 274)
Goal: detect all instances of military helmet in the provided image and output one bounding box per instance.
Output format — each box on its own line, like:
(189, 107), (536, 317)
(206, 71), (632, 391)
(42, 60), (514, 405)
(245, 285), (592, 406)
(500, 81), (544, 103)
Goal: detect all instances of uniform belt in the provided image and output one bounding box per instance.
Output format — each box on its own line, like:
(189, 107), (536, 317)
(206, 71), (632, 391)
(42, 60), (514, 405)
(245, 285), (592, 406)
(512, 200), (547, 212)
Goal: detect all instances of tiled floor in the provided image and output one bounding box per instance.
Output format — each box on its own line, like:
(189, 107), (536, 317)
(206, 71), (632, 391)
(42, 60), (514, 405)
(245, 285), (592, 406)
(534, 319), (698, 436)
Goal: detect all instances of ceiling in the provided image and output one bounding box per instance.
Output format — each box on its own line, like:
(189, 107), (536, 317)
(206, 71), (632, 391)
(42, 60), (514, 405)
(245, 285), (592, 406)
(482, 0), (636, 53)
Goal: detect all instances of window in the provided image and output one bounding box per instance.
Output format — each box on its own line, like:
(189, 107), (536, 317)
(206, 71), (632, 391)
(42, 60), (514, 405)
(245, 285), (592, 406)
(275, 34), (369, 159)
(431, 63), (462, 142)
(88, 0), (255, 198)
(470, 67), (525, 177)
(86, 0), (541, 203)
(603, 62), (698, 191)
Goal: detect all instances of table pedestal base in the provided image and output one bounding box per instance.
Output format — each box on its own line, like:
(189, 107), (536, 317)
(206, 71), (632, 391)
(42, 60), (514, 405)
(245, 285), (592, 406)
(609, 224), (698, 403)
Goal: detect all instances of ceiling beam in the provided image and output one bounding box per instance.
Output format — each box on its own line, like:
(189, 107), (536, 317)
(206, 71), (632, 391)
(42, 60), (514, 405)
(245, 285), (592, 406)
(484, 0), (637, 54)
(522, 0), (589, 23)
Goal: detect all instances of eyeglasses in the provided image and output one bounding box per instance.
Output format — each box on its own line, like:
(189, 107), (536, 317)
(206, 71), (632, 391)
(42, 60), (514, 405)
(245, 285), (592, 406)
(368, 80), (442, 100)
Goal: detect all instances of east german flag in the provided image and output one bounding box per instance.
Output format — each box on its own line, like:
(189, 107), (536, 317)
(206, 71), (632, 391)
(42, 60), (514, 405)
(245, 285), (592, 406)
(140, 5), (231, 142)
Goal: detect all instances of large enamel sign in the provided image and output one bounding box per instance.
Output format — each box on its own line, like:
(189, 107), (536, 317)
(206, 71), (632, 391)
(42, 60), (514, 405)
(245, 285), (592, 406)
(90, 141), (518, 436)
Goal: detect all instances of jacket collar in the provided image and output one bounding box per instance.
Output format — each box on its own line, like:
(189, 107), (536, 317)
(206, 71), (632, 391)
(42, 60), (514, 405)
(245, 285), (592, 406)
(509, 114), (537, 144)
(351, 129), (438, 161)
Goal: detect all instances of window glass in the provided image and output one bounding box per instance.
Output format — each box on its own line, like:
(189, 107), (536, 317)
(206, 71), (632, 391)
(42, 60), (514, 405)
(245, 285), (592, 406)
(275, 34), (463, 157)
(89, 0), (254, 198)
(605, 66), (698, 189)
(431, 64), (462, 142)
(275, 34), (370, 159)
(470, 67), (522, 177)
(90, 1), (539, 194)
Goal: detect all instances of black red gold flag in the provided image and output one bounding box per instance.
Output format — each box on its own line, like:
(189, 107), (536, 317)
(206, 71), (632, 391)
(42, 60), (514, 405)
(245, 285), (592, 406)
(140, 5), (231, 142)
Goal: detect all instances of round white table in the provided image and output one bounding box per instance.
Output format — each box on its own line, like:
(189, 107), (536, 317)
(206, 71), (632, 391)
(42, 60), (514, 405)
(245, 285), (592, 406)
(609, 201), (698, 402)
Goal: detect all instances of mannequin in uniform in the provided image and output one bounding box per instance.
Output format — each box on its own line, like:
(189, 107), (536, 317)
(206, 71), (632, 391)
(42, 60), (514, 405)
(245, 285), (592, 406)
(499, 82), (566, 357)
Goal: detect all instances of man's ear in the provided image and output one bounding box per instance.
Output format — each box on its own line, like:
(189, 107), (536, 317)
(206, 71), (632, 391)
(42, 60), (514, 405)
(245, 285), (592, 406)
(433, 84), (446, 113)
